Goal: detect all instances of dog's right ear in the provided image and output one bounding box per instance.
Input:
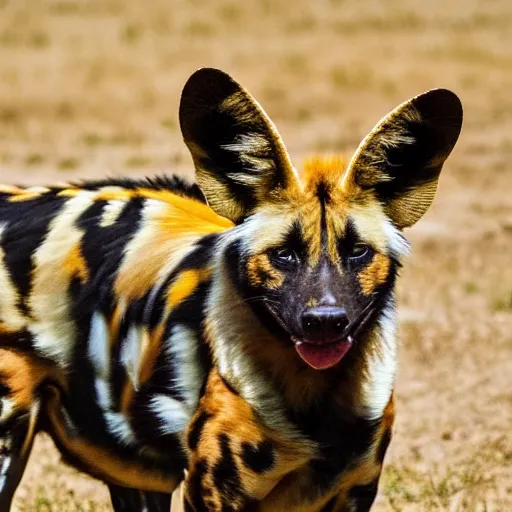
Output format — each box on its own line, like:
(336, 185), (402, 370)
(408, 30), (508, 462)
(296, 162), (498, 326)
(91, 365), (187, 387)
(179, 68), (299, 223)
(342, 89), (463, 228)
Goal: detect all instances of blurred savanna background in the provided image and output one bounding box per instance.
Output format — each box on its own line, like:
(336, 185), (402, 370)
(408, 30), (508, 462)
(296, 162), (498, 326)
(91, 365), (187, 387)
(0, 0), (511, 510)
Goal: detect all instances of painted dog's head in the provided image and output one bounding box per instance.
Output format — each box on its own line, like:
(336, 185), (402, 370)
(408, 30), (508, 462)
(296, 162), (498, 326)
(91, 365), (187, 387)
(180, 68), (462, 378)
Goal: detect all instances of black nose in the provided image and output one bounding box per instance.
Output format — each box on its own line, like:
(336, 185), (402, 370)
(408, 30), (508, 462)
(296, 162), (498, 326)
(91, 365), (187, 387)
(301, 307), (349, 342)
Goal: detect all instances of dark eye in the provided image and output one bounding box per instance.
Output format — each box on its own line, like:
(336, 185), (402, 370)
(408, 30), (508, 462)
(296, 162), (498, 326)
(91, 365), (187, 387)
(348, 243), (370, 261)
(273, 247), (299, 266)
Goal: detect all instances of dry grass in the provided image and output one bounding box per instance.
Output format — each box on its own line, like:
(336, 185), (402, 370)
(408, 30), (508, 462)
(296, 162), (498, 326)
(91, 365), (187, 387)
(0, 0), (511, 510)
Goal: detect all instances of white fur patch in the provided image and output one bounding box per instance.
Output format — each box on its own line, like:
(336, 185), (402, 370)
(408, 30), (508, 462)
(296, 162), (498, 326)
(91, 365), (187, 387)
(30, 323), (77, 368)
(120, 326), (142, 391)
(149, 394), (191, 435)
(383, 220), (410, 260)
(30, 192), (96, 366)
(0, 398), (15, 424)
(88, 314), (139, 444)
(89, 312), (115, 409)
(227, 209), (294, 255)
(100, 199), (127, 227)
(88, 313), (116, 412)
(0, 455), (11, 476)
(88, 312), (110, 377)
(105, 411), (137, 445)
(221, 133), (271, 154)
(167, 325), (203, 408)
(0, 241), (27, 331)
(94, 379), (112, 410)
(222, 133), (275, 182)
(358, 304), (397, 420)
(25, 186), (50, 194)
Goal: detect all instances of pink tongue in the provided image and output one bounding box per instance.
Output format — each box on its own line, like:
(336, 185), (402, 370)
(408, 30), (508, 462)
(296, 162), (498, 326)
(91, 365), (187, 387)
(295, 340), (352, 370)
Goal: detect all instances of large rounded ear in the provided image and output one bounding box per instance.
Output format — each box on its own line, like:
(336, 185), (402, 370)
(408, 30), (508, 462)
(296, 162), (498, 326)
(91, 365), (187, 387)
(342, 89), (463, 229)
(179, 68), (299, 222)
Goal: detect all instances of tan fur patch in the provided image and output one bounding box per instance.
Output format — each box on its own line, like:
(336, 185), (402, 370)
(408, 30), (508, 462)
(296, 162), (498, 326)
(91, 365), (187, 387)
(303, 155), (346, 192)
(139, 324), (164, 386)
(0, 322), (19, 334)
(0, 349), (62, 414)
(115, 197), (230, 302)
(0, 185), (25, 194)
(375, 393), (395, 456)
(298, 198), (323, 264)
(358, 253), (391, 295)
(299, 156), (353, 265)
(167, 268), (212, 310)
(6, 187), (50, 202)
(246, 254), (284, 289)
(119, 378), (135, 418)
(109, 303), (124, 343)
(63, 244), (89, 284)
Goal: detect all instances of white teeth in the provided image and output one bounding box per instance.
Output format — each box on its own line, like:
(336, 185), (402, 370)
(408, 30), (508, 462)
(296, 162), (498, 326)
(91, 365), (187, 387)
(348, 336), (353, 344)
(294, 341), (303, 346)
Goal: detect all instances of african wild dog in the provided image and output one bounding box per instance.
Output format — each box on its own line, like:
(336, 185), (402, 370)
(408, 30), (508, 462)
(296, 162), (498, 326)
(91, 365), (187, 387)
(0, 68), (462, 511)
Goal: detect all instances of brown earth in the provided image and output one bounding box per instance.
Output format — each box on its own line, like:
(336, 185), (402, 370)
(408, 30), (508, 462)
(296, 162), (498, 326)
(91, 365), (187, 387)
(0, 0), (511, 510)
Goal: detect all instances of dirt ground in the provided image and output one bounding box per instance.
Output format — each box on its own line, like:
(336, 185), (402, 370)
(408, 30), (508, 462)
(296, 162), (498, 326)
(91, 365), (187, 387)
(0, 0), (511, 510)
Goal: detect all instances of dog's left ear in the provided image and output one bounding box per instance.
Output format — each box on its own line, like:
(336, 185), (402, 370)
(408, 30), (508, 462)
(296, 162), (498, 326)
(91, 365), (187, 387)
(342, 89), (463, 228)
(180, 68), (299, 222)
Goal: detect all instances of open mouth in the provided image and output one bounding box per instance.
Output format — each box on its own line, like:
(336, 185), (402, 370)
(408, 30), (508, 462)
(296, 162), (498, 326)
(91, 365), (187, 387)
(292, 337), (353, 370)
(264, 296), (381, 371)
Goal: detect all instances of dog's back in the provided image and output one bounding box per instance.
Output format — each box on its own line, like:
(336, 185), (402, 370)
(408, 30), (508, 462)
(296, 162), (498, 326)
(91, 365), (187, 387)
(0, 178), (232, 508)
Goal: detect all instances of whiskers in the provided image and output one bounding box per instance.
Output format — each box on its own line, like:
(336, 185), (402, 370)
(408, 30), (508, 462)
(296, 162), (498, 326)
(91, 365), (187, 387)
(342, 294), (383, 342)
(220, 295), (281, 314)
(242, 295), (279, 306)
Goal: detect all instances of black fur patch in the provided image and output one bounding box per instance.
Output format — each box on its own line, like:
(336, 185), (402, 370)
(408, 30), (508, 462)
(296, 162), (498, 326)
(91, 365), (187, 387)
(108, 484), (172, 512)
(0, 329), (35, 353)
(349, 478), (379, 512)
(320, 497), (337, 512)
(280, 221), (308, 262)
(213, 434), (242, 502)
(180, 68), (296, 223)
(291, 403), (379, 494)
(187, 410), (212, 451)
(77, 175), (206, 203)
(241, 440), (275, 474)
